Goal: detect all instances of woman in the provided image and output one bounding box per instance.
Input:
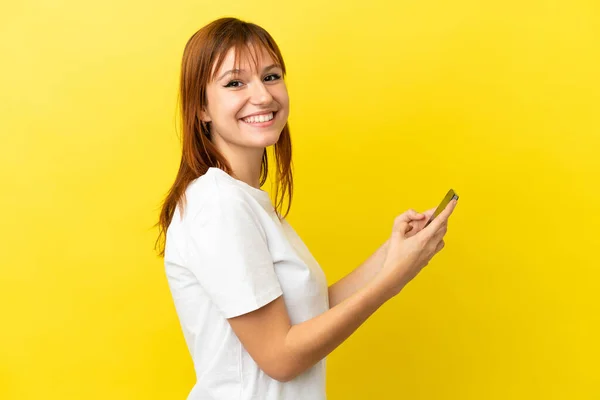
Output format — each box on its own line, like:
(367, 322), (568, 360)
(156, 17), (457, 400)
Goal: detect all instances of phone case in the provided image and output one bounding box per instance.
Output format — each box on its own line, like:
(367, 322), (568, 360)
(424, 189), (459, 227)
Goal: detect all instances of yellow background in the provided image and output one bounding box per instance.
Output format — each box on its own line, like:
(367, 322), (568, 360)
(1, 0), (599, 398)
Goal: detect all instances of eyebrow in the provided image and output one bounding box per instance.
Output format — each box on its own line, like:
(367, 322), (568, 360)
(217, 64), (281, 81)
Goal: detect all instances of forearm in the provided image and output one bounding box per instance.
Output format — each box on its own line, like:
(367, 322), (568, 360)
(328, 239), (390, 308)
(283, 274), (393, 381)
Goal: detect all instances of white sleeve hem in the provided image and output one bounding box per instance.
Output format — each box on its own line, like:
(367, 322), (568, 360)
(221, 285), (284, 319)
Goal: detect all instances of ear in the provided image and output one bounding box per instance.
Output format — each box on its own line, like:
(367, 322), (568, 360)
(199, 108), (212, 123)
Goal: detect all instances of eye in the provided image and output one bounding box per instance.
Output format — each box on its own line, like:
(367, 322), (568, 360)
(224, 80), (243, 88)
(264, 73), (281, 82)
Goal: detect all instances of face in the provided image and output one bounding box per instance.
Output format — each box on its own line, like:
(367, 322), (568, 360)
(201, 45), (289, 152)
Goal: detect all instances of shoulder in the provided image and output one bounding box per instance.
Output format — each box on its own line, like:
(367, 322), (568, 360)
(184, 171), (260, 225)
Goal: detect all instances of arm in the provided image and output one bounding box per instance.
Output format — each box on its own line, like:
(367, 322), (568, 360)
(328, 239), (390, 308)
(327, 211), (430, 308)
(228, 273), (394, 382)
(227, 219), (433, 381)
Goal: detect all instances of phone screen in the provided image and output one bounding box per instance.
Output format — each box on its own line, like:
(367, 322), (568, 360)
(424, 189), (459, 227)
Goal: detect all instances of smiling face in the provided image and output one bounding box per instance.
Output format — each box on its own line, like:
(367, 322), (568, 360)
(200, 45), (290, 154)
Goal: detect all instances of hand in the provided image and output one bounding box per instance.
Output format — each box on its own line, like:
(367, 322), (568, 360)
(376, 199), (458, 298)
(405, 207), (436, 238)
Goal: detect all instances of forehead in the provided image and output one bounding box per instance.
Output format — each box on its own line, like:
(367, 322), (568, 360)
(214, 45), (277, 75)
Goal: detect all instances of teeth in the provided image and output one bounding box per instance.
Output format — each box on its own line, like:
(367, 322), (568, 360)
(243, 112), (274, 124)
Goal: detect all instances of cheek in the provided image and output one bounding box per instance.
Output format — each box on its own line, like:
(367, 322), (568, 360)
(216, 99), (243, 123)
(274, 87), (290, 114)
(277, 85), (289, 103)
(211, 93), (245, 123)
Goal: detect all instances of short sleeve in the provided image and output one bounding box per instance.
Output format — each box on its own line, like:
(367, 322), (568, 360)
(187, 192), (283, 319)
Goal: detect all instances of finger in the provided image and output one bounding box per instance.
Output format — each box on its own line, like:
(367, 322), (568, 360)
(435, 239), (445, 253)
(421, 207), (439, 228)
(407, 212), (426, 228)
(408, 212), (433, 235)
(423, 207), (436, 219)
(394, 209), (424, 238)
(398, 209), (424, 223)
(432, 223), (448, 242)
(419, 208), (437, 229)
(423, 200), (457, 236)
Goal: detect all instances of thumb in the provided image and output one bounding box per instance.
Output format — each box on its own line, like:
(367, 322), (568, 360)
(393, 209), (424, 237)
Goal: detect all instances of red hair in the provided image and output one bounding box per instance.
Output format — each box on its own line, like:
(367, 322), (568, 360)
(155, 17), (294, 257)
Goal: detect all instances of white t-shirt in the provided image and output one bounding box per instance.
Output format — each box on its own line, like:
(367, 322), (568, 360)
(164, 167), (330, 400)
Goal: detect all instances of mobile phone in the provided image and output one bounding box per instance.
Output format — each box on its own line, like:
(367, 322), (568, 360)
(424, 189), (459, 227)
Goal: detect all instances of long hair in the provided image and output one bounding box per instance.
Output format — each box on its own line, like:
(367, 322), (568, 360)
(155, 17), (293, 257)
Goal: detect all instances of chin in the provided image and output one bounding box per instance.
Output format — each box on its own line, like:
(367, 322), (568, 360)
(242, 125), (285, 146)
(255, 131), (282, 148)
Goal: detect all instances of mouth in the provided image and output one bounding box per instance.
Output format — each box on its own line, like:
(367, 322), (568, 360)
(239, 111), (278, 127)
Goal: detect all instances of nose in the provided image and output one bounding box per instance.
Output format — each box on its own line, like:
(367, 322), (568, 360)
(249, 79), (273, 105)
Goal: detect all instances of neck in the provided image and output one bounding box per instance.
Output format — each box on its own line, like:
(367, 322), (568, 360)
(212, 136), (265, 189)
(229, 160), (263, 189)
